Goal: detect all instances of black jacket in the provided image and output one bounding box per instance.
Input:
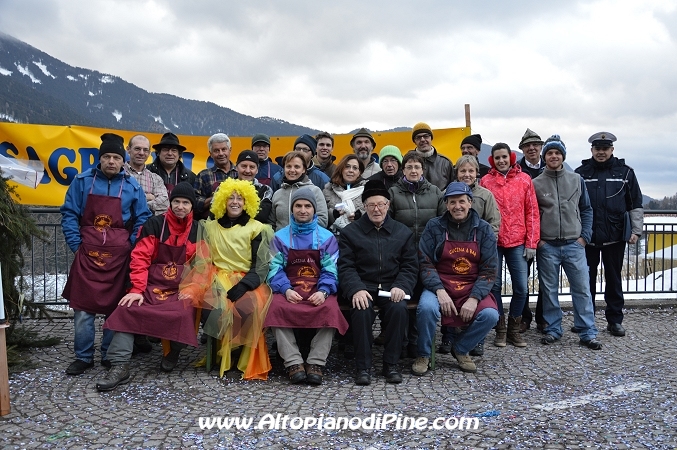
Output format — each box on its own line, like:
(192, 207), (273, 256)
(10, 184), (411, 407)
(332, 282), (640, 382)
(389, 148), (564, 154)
(368, 170), (403, 191)
(575, 156), (643, 245)
(518, 156), (545, 180)
(147, 159), (196, 186)
(338, 214), (418, 300)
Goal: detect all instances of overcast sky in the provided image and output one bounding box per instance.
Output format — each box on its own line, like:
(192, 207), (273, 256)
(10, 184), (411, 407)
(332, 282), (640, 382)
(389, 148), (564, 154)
(1, 0), (676, 198)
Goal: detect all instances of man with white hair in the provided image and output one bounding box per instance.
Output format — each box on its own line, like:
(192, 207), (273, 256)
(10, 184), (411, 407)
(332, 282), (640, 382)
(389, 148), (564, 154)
(194, 133), (238, 218)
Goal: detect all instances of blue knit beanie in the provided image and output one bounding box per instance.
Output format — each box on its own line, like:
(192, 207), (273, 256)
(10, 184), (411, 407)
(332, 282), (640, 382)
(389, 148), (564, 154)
(541, 135), (566, 161)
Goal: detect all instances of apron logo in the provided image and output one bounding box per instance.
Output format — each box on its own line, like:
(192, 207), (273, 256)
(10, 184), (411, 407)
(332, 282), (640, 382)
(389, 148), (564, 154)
(297, 265), (318, 278)
(152, 288), (176, 301)
(87, 250), (113, 267)
(93, 214), (113, 231)
(162, 262), (179, 280)
(452, 257), (472, 274)
(295, 280), (315, 293)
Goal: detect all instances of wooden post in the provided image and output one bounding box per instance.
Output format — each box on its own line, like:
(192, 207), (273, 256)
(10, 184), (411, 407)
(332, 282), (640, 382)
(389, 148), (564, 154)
(464, 104), (471, 130)
(0, 324), (9, 416)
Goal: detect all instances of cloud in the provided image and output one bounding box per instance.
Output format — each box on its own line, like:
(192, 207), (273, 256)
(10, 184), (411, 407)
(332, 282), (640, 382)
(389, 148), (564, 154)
(0, 0), (676, 197)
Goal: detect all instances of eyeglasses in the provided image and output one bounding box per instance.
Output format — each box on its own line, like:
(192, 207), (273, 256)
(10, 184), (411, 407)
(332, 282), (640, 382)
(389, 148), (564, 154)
(415, 134), (431, 141)
(295, 147), (313, 153)
(365, 202), (388, 210)
(404, 165), (422, 171)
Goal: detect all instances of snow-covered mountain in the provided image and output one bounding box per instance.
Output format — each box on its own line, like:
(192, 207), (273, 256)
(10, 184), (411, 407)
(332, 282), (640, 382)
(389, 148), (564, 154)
(0, 32), (319, 136)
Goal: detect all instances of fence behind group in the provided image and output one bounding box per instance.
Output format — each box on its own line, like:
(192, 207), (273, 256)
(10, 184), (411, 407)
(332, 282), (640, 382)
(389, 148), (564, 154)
(19, 209), (677, 307)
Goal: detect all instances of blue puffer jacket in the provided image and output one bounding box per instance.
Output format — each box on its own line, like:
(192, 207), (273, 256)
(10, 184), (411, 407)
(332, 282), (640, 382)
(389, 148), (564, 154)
(418, 209), (498, 301)
(61, 166), (152, 252)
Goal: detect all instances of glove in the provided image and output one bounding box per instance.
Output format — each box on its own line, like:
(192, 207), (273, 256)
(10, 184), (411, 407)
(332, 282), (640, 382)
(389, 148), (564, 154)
(227, 283), (249, 302)
(524, 248), (537, 261)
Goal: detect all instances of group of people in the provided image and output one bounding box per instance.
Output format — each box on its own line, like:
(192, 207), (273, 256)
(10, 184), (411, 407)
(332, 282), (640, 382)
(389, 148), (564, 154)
(59, 123), (643, 389)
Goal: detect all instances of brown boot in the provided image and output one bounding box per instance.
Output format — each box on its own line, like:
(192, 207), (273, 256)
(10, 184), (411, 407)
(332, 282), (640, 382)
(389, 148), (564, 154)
(507, 316), (527, 347)
(494, 316), (507, 347)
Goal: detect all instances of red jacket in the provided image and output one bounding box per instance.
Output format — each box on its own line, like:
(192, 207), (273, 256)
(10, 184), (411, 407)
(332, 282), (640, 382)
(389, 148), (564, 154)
(129, 209), (199, 294)
(480, 155), (539, 249)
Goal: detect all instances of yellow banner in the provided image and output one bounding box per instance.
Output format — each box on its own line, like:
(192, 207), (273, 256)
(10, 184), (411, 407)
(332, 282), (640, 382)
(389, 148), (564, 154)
(0, 123), (469, 206)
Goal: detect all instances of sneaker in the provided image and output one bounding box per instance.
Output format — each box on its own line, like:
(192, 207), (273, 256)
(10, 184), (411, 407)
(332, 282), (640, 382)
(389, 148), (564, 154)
(287, 364), (307, 384)
(66, 359), (94, 375)
(305, 364), (323, 385)
(411, 357), (430, 376)
(579, 338), (603, 350)
(451, 347), (477, 373)
(607, 323), (626, 337)
(382, 363), (402, 383)
(540, 334), (558, 345)
(355, 369), (371, 386)
(95, 364), (130, 392)
(438, 340), (452, 354)
(469, 341), (484, 357)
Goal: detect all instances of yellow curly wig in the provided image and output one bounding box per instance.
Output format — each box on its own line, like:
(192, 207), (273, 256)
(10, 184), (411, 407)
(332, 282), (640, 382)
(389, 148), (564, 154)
(210, 178), (260, 220)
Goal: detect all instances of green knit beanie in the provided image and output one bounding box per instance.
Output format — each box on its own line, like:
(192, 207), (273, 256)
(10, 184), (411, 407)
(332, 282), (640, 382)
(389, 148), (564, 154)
(379, 145), (403, 167)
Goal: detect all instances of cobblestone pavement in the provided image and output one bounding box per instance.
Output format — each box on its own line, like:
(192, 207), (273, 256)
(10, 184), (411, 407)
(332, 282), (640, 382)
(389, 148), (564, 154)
(1, 306), (676, 449)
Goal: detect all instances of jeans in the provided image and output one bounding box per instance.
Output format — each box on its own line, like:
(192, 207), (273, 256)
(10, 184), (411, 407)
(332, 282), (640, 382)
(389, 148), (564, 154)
(73, 309), (114, 363)
(417, 289), (499, 356)
(537, 241), (598, 341)
(585, 242), (626, 324)
(491, 245), (528, 317)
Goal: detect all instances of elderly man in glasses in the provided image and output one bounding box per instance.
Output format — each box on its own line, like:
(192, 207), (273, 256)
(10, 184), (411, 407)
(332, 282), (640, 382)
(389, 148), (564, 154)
(338, 180), (419, 386)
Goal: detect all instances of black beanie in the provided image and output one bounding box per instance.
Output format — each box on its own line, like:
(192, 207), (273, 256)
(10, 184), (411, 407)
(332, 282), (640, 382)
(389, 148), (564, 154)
(460, 134), (482, 152)
(169, 181), (196, 208)
(99, 133), (126, 159)
(361, 179), (391, 203)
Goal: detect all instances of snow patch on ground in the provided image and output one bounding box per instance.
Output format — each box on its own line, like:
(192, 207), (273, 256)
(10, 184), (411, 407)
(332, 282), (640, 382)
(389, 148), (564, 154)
(112, 110), (122, 122)
(0, 66), (12, 76)
(66, 75), (77, 81)
(15, 63), (41, 83)
(88, 91), (96, 97)
(32, 60), (56, 78)
(101, 75), (114, 84)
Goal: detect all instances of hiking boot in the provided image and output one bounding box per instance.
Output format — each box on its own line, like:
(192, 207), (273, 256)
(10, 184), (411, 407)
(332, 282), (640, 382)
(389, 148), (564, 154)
(95, 364), (130, 392)
(305, 364), (323, 385)
(160, 343), (185, 372)
(519, 320), (530, 333)
(451, 347), (477, 373)
(132, 335), (153, 355)
(580, 338), (603, 350)
(355, 369), (371, 386)
(507, 316), (527, 347)
(494, 316), (507, 347)
(411, 356), (430, 376)
(438, 341), (452, 354)
(382, 363), (402, 384)
(469, 340), (484, 356)
(607, 323), (626, 337)
(66, 359), (94, 375)
(287, 364), (307, 384)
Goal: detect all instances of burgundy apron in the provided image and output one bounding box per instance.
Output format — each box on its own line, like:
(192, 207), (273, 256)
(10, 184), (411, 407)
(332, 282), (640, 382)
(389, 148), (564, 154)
(264, 231), (348, 334)
(105, 216), (198, 346)
(438, 232), (497, 327)
(62, 174), (131, 315)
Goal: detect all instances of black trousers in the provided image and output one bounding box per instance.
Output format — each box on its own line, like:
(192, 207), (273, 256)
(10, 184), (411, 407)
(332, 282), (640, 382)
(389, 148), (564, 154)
(351, 293), (408, 371)
(586, 242), (626, 324)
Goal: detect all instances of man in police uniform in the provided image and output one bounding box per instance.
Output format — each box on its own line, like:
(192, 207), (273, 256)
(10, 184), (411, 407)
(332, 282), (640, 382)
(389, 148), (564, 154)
(575, 132), (643, 337)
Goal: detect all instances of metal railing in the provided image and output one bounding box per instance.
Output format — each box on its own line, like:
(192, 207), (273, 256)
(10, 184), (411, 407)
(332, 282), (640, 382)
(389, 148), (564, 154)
(19, 209), (677, 306)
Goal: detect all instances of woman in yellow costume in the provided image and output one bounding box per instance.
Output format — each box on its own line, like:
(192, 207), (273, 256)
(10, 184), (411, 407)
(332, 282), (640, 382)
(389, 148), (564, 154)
(180, 178), (273, 380)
